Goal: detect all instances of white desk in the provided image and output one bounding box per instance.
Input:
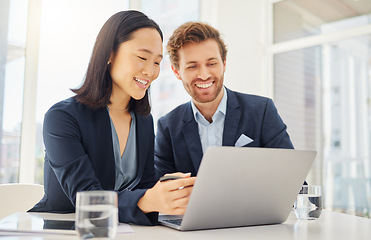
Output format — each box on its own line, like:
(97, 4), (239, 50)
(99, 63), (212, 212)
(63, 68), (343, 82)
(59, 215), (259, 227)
(0, 210), (370, 240)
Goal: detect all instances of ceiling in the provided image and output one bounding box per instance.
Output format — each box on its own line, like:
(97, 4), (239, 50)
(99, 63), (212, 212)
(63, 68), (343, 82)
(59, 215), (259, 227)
(278, 0), (371, 23)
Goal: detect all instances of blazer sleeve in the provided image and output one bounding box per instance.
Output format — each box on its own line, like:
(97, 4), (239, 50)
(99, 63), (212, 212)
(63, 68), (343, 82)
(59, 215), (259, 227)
(154, 118), (177, 179)
(43, 105), (103, 205)
(261, 99), (294, 149)
(43, 105), (157, 225)
(117, 189), (158, 226)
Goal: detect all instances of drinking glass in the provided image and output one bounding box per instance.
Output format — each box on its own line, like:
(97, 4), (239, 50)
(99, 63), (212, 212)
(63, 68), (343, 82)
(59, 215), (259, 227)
(294, 185), (322, 220)
(76, 191), (118, 239)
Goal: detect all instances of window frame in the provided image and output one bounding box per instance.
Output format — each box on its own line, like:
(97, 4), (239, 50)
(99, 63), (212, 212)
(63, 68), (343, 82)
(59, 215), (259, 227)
(19, 0), (42, 183)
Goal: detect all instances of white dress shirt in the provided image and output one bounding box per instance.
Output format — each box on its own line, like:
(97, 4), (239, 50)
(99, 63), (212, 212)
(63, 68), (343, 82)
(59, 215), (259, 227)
(191, 87), (227, 153)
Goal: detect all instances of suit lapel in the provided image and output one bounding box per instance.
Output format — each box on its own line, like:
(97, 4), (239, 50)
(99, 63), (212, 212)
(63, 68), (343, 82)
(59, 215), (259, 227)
(94, 108), (116, 189)
(223, 89), (242, 146)
(135, 114), (148, 179)
(182, 103), (203, 173)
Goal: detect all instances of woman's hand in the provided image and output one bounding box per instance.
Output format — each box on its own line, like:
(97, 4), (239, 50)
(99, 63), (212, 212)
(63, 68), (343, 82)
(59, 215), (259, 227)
(137, 173), (196, 215)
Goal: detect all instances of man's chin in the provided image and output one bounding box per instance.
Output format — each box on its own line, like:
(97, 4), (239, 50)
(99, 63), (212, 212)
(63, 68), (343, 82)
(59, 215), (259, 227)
(193, 95), (218, 104)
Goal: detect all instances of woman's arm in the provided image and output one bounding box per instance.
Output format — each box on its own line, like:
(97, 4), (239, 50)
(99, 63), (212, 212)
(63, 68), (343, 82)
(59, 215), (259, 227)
(43, 103), (104, 206)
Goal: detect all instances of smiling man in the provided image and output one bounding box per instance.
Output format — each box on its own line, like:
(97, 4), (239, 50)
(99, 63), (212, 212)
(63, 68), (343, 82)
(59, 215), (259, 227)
(154, 22), (294, 178)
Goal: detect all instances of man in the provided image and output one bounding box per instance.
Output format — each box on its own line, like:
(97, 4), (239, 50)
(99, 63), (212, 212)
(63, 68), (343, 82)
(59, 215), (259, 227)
(155, 22), (293, 178)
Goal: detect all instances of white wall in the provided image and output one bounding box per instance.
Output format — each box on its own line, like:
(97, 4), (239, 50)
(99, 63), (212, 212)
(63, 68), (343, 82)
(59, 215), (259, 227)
(200, 0), (269, 97)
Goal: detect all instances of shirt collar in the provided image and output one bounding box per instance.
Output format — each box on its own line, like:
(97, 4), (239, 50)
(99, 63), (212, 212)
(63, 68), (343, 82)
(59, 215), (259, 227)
(191, 86), (227, 123)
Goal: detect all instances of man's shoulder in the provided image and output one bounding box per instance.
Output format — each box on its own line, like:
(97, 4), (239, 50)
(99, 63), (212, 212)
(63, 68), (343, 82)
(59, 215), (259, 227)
(227, 89), (271, 106)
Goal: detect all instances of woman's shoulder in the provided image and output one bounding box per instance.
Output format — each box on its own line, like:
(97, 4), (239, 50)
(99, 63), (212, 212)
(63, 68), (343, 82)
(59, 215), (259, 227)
(43, 97), (77, 122)
(47, 97), (98, 114)
(48, 96), (81, 110)
(44, 97), (108, 130)
(45, 97), (98, 122)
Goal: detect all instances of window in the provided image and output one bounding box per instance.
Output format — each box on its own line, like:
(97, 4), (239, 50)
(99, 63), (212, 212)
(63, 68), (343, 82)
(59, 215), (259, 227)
(0, 0), (28, 183)
(271, 0), (371, 217)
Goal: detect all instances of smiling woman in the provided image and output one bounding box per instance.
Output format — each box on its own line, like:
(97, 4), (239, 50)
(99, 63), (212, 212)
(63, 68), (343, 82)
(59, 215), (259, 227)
(28, 9), (197, 226)
(30, 10), (162, 225)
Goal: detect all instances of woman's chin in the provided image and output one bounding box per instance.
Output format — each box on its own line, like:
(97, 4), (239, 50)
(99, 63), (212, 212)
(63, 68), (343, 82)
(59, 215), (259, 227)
(131, 93), (146, 100)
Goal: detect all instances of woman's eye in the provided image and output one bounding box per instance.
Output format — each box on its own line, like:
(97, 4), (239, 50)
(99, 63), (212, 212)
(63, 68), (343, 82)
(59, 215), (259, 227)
(154, 62), (160, 66)
(138, 56), (147, 61)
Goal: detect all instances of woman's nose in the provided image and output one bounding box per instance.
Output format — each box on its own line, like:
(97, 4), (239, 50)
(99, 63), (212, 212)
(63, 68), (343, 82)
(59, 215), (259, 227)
(142, 62), (155, 77)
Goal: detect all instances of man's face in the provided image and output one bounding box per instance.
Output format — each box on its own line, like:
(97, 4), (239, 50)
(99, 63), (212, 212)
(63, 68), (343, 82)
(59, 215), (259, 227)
(172, 39), (226, 104)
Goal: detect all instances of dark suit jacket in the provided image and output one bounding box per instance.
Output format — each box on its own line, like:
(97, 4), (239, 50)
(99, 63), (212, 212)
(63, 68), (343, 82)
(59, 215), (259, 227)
(154, 88), (294, 178)
(29, 97), (158, 225)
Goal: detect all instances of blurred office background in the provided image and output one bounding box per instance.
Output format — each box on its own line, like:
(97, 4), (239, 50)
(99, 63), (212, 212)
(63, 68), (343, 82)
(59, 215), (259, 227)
(0, 0), (370, 218)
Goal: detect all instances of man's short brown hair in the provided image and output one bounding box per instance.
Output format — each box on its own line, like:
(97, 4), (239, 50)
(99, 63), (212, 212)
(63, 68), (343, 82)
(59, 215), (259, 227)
(166, 22), (227, 69)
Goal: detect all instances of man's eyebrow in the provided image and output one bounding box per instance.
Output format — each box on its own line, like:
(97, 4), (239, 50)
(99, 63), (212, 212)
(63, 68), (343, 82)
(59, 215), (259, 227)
(138, 48), (163, 59)
(186, 61), (197, 65)
(186, 58), (218, 64)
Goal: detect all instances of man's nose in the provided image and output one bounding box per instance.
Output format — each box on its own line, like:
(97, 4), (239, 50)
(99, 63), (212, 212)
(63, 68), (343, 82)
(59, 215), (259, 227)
(197, 65), (211, 80)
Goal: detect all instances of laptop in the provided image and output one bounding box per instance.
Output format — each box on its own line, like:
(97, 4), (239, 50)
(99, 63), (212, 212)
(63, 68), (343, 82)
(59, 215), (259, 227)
(158, 146), (316, 231)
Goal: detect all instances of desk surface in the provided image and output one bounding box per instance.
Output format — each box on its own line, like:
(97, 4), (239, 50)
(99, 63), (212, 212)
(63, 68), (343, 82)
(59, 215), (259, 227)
(0, 210), (370, 240)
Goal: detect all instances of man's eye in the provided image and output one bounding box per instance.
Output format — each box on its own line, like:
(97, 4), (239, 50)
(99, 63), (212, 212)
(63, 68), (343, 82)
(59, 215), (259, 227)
(187, 65), (196, 69)
(154, 62), (160, 66)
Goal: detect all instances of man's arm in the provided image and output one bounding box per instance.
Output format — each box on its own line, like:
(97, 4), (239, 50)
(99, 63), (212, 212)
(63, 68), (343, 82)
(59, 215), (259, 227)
(261, 99), (294, 149)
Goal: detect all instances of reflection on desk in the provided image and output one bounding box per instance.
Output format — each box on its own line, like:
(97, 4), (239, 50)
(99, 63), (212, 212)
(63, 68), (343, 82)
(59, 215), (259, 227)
(0, 212), (76, 235)
(0, 210), (370, 240)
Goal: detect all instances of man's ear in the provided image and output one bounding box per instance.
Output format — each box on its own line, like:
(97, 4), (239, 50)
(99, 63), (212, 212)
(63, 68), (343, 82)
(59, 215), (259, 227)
(223, 59), (226, 73)
(171, 65), (182, 80)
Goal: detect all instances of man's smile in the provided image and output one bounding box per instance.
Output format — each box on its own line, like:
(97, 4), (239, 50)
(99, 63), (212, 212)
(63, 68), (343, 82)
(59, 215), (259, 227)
(195, 81), (214, 89)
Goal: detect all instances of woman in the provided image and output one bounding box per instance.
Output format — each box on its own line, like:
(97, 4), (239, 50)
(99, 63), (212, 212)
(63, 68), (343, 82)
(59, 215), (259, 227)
(29, 10), (195, 225)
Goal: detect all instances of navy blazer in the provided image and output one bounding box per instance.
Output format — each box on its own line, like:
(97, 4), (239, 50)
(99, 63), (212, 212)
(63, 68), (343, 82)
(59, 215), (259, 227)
(29, 97), (158, 225)
(154, 88), (294, 178)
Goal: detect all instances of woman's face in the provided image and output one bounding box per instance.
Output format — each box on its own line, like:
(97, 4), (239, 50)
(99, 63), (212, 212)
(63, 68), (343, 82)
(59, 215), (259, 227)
(109, 28), (163, 101)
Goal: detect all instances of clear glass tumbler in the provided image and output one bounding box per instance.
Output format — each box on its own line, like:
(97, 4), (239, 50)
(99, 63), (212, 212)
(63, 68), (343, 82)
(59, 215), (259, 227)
(76, 191), (118, 239)
(294, 185), (322, 220)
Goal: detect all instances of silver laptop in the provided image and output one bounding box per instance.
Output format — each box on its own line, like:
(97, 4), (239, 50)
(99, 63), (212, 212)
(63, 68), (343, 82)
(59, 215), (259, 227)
(159, 146), (316, 231)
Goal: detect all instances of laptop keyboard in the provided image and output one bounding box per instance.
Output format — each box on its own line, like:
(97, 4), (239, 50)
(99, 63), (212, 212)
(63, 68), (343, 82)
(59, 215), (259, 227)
(163, 218), (182, 226)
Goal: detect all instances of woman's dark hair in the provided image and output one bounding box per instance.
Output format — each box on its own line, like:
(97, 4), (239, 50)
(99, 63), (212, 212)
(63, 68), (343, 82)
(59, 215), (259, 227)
(72, 10), (163, 115)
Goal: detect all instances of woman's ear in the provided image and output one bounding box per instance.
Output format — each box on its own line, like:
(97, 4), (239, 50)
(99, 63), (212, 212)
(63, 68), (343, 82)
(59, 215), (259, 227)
(108, 52), (115, 65)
